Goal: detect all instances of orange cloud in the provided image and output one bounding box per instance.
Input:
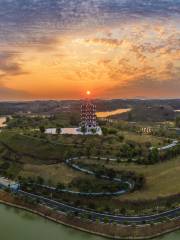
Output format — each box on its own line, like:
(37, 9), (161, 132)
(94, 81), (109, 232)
(0, 17), (179, 100)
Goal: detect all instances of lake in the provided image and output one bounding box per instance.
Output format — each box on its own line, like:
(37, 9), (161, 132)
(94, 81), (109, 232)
(0, 117), (7, 128)
(0, 204), (179, 240)
(97, 109), (180, 118)
(97, 109), (131, 118)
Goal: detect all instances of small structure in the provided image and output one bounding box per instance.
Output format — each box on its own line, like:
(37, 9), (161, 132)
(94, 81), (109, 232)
(140, 127), (153, 134)
(0, 177), (19, 191)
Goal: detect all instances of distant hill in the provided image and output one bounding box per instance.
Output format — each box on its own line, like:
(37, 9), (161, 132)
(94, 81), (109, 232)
(0, 99), (179, 119)
(110, 105), (176, 122)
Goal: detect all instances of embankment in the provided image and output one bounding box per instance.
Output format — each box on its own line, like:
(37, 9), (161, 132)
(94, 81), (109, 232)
(0, 190), (179, 240)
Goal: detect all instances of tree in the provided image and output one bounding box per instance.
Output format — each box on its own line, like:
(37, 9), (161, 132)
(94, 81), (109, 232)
(175, 117), (180, 127)
(70, 114), (79, 126)
(102, 127), (108, 135)
(118, 135), (124, 142)
(108, 128), (117, 135)
(149, 148), (159, 163)
(107, 168), (116, 179)
(56, 127), (61, 135)
(39, 126), (45, 133)
(86, 146), (91, 158)
(120, 207), (126, 215)
(6, 116), (10, 123)
(128, 111), (133, 121)
(91, 128), (97, 134)
(104, 216), (109, 223)
(36, 176), (44, 185)
(56, 182), (65, 191)
(81, 125), (86, 135)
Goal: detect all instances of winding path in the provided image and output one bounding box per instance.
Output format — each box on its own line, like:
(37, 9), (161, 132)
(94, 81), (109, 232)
(64, 157), (134, 196)
(24, 157), (134, 197)
(15, 157), (180, 224)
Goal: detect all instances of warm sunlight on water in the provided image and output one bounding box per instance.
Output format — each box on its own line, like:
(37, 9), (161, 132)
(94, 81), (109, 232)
(97, 109), (131, 118)
(0, 117), (6, 128)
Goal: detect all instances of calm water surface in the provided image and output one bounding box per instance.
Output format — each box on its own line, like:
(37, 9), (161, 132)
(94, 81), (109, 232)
(0, 117), (6, 128)
(0, 204), (179, 240)
(97, 109), (131, 118)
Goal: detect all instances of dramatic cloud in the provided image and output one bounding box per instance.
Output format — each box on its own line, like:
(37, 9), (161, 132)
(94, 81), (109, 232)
(0, 0), (179, 99)
(105, 78), (180, 99)
(0, 51), (27, 76)
(0, 0), (179, 44)
(85, 38), (123, 47)
(0, 86), (30, 100)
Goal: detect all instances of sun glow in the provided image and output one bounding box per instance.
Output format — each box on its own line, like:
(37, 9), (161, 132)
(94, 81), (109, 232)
(86, 90), (91, 96)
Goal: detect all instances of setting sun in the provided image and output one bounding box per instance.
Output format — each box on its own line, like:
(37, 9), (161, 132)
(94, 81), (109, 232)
(86, 91), (91, 96)
(0, 0), (179, 101)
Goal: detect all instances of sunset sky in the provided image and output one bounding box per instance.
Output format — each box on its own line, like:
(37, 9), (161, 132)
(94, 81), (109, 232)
(0, 0), (179, 100)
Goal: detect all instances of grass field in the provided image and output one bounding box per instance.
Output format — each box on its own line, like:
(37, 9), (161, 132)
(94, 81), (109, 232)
(18, 155), (180, 201)
(0, 131), (68, 164)
(19, 163), (85, 185)
(118, 156), (180, 200)
(122, 131), (163, 146)
(79, 157), (180, 200)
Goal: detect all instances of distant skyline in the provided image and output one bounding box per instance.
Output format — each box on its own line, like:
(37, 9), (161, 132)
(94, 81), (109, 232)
(0, 0), (180, 100)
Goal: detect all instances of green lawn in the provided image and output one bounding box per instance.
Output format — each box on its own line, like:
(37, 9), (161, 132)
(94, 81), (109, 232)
(122, 131), (163, 147)
(90, 157), (180, 200)
(0, 131), (68, 164)
(19, 155), (180, 201)
(71, 156), (180, 200)
(19, 163), (84, 185)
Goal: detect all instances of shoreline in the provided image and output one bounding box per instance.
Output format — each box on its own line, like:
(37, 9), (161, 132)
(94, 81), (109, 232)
(0, 192), (179, 240)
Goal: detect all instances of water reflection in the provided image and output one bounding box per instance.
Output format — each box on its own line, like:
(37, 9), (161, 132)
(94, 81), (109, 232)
(97, 109), (131, 118)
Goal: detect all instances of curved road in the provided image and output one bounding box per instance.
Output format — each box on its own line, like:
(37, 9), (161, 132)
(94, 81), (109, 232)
(18, 190), (180, 224)
(16, 157), (180, 224)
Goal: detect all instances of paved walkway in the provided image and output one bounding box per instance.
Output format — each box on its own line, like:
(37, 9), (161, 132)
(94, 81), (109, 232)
(45, 127), (102, 135)
(150, 140), (179, 151)
(25, 157), (134, 197)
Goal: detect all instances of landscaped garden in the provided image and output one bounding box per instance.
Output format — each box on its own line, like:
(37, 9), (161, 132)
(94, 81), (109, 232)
(0, 114), (179, 217)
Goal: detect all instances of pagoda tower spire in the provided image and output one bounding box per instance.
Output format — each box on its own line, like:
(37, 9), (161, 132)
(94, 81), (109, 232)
(80, 91), (97, 133)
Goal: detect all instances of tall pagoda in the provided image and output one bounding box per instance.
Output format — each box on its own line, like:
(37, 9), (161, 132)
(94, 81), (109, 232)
(80, 91), (98, 133)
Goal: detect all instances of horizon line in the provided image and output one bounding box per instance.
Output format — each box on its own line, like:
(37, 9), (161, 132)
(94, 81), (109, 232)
(0, 97), (180, 103)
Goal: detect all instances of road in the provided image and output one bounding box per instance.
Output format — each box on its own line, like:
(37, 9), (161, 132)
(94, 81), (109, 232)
(16, 157), (179, 224)
(18, 190), (180, 224)
(1, 156), (179, 224)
